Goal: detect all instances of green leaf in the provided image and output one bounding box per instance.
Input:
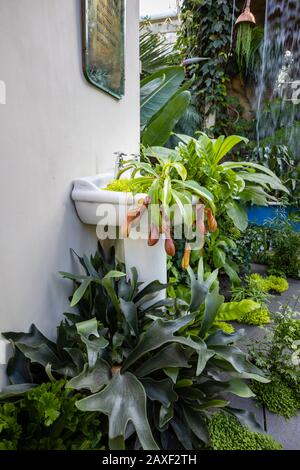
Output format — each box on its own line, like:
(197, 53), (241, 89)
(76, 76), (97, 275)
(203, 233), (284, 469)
(175, 180), (215, 207)
(226, 201), (248, 231)
(206, 329), (245, 346)
(226, 378), (256, 398)
(214, 135), (248, 163)
(237, 171), (289, 194)
(76, 319), (109, 368)
(142, 90), (191, 147)
(217, 300), (261, 321)
(102, 271), (126, 280)
(141, 378), (178, 408)
(170, 162), (187, 181)
(141, 66), (185, 128)
(223, 261), (241, 286)
(120, 299), (138, 336)
(212, 247), (226, 268)
(66, 360), (111, 393)
(212, 345), (267, 381)
(225, 407), (263, 433)
(135, 343), (191, 378)
(76, 371), (159, 450)
(0, 384), (37, 400)
(188, 267), (208, 313)
(183, 406), (210, 444)
(159, 405), (174, 428)
(161, 176), (172, 210)
(133, 280), (168, 304)
(199, 288), (224, 336)
(122, 315), (201, 372)
(70, 279), (92, 307)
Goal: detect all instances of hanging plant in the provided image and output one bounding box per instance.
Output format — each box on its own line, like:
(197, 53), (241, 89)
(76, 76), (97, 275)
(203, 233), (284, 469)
(235, 25), (264, 74)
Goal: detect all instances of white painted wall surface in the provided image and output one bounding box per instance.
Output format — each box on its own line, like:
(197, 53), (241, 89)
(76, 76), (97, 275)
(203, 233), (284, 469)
(0, 0), (140, 338)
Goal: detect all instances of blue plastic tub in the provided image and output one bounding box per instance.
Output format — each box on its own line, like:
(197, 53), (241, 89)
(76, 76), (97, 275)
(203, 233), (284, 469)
(247, 205), (300, 232)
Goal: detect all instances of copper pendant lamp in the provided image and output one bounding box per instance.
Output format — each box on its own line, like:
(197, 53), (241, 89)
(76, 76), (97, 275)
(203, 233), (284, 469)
(235, 0), (256, 26)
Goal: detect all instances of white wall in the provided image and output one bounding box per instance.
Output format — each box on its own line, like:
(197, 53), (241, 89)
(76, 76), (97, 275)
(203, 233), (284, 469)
(0, 0), (140, 337)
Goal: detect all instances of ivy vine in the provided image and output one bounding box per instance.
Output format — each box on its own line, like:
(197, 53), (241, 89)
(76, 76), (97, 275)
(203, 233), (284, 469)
(177, 0), (239, 134)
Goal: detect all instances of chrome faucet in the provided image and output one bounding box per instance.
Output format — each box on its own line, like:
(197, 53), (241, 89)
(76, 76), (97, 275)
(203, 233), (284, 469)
(114, 151), (126, 178)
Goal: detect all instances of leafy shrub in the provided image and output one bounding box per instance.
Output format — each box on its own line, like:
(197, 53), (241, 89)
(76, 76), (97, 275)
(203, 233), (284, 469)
(250, 305), (300, 417)
(239, 306), (271, 327)
(217, 299), (271, 326)
(0, 381), (106, 450)
(251, 377), (300, 419)
(249, 273), (289, 294)
(0, 403), (21, 450)
(208, 412), (282, 450)
(2, 248), (268, 451)
(104, 178), (152, 194)
(231, 276), (271, 304)
(213, 321), (235, 334)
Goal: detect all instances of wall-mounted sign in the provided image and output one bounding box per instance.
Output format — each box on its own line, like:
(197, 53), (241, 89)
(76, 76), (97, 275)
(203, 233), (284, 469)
(82, 0), (125, 99)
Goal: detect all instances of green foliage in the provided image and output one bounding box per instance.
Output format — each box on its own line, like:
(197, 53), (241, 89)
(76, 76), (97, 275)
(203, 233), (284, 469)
(118, 151), (215, 254)
(140, 66), (192, 146)
(140, 27), (178, 78)
(104, 178), (152, 194)
(235, 24), (253, 72)
(248, 273), (289, 294)
(250, 305), (300, 417)
(251, 378), (300, 419)
(251, 144), (300, 207)
(217, 299), (271, 327)
(0, 381), (106, 450)
(145, 132), (287, 282)
(2, 248), (268, 450)
(177, 0), (234, 133)
(267, 218), (300, 279)
(208, 412), (282, 450)
(231, 275), (271, 304)
(213, 321), (235, 334)
(239, 306), (271, 327)
(0, 403), (21, 450)
(235, 25), (263, 75)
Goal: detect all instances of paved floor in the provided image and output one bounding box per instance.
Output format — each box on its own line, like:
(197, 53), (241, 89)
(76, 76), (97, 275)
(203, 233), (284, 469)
(230, 265), (300, 450)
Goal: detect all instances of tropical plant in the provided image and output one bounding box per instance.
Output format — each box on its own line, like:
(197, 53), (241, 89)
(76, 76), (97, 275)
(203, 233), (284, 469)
(249, 144), (300, 207)
(230, 275), (271, 304)
(217, 299), (271, 327)
(249, 304), (300, 417)
(235, 26), (263, 75)
(140, 66), (192, 147)
(251, 377), (300, 419)
(208, 412), (282, 450)
(0, 380), (106, 450)
(265, 216), (300, 279)
(177, 0), (234, 134)
(116, 151), (215, 261)
(2, 248), (269, 451)
(145, 132), (288, 282)
(140, 27), (178, 78)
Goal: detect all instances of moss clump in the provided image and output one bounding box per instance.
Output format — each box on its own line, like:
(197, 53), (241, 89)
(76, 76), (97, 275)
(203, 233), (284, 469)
(251, 377), (300, 419)
(249, 273), (289, 294)
(104, 178), (152, 193)
(267, 275), (289, 293)
(208, 412), (282, 450)
(213, 321), (235, 334)
(238, 306), (271, 326)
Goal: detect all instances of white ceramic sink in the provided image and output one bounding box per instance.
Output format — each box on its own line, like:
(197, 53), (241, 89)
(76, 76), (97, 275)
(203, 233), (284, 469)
(72, 173), (167, 286)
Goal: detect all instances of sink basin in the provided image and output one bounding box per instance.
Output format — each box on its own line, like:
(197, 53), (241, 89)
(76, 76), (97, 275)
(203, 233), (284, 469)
(72, 173), (167, 286)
